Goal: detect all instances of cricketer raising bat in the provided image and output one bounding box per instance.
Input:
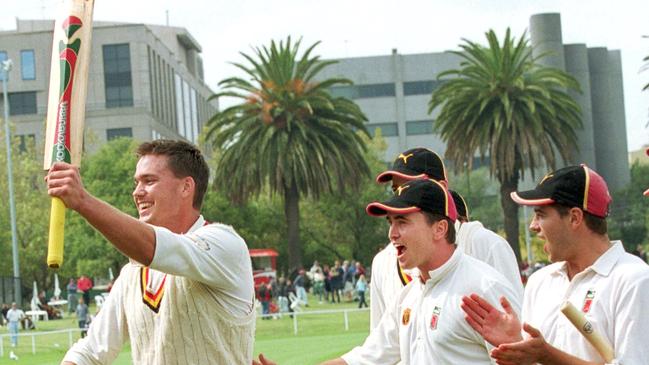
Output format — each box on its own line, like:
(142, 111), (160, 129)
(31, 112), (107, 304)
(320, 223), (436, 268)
(44, 0), (96, 268)
(560, 301), (615, 363)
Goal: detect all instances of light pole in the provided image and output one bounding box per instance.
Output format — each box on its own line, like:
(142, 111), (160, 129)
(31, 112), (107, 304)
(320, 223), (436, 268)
(2, 59), (21, 305)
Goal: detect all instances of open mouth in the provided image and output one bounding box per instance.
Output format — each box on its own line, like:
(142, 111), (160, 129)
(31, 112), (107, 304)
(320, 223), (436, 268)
(394, 243), (406, 257)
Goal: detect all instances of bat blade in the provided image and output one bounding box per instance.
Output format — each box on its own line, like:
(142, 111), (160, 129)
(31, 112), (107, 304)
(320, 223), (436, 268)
(44, 0), (95, 268)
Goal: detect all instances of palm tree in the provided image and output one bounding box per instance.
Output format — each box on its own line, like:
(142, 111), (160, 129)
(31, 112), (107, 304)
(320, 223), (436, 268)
(206, 37), (370, 270)
(428, 28), (582, 262)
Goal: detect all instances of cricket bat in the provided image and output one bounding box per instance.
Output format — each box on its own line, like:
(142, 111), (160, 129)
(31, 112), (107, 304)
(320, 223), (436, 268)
(44, 0), (96, 268)
(560, 301), (615, 362)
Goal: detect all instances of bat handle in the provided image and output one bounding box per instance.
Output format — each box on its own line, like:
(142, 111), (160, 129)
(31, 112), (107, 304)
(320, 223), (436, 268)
(47, 197), (66, 269)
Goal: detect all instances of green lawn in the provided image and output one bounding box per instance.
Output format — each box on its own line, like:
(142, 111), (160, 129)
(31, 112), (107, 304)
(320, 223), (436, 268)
(0, 296), (369, 364)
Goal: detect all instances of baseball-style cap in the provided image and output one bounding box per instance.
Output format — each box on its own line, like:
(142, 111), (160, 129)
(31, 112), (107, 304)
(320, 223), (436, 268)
(510, 165), (611, 218)
(450, 190), (469, 221)
(366, 179), (457, 222)
(376, 148), (447, 184)
(644, 148), (649, 197)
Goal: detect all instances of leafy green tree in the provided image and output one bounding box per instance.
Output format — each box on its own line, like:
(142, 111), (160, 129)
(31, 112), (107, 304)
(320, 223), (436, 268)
(300, 133), (390, 268)
(608, 162), (649, 250)
(428, 28), (582, 262)
(65, 137), (138, 281)
(0, 131), (50, 299)
(206, 37), (370, 270)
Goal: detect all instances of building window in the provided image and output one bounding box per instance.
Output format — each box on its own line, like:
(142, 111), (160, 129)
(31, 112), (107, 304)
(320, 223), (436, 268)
(20, 50), (35, 80)
(103, 44), (133, 108)
(330, 83), (396, 99)
(9, 92), (37, 115)
(406, 120), (434, 135)
(106, 127), (133, 140)
(403, 80), (441, 96)
(367, 122), (398, 137)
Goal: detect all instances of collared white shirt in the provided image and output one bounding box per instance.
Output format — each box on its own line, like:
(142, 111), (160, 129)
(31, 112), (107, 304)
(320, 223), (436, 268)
(455, 221), (524, 299)
(344, 249), (521, 365)
(63, 215), (255, 365)
(523, 241), (649, 364)
(369, 221), (523, 332)
(6, 308), (24, 323)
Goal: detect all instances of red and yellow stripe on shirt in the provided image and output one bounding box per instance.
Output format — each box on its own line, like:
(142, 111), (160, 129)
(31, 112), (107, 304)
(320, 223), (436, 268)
(140, 267), (167, 313)
(397, 259), (412, 286)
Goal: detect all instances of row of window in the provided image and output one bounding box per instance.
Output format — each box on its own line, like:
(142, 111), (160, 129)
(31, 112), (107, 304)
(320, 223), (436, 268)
(366, 120), (435, 137)
(329, 80), (444, 100)
(0, 50), (35, 81)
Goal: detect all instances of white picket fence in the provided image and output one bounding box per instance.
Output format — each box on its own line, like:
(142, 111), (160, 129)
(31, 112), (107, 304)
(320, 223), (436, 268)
(0, 307), (369, 357)
(257, 307), (369, 335)
(0, 327), (83, 357)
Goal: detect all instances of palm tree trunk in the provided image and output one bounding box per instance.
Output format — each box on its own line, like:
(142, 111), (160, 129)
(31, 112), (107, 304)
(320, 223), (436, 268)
(284, 179), (303, 271)
(500, 175), (522, 266)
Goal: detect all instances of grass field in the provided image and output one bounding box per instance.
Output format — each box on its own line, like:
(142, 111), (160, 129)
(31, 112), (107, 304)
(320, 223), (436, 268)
(0, 295), (369, 364)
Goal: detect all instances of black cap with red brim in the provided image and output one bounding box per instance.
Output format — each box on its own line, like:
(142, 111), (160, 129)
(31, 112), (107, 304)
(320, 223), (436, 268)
(366, 179), (457, 222)
(376, 148), (447, 183)
(510, 165), (611, 218)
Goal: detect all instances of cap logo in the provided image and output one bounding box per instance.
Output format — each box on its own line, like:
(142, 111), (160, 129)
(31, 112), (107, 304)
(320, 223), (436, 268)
(396, 184), (409, 196)
(398, 153), (414, 164)
(540, 173), (554, 185)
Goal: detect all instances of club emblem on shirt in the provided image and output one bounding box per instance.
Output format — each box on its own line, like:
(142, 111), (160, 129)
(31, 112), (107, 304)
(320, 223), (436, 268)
(402, 308), (411, 325)
(582, 289), (595, 313)
(430, 306), (441, 330)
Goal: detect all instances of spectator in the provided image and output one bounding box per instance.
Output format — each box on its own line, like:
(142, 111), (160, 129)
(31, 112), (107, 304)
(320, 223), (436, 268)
(323, 265), (332, 303)
(77, 275), (93, 307)
(276, 277), (290, 314)
(312, 266), (325, 304)
(6, 302), (25, 347)
(67, 278), (78, 314)
(257, 283), (272, 320)
(294, 269), (308, 307)
(355, 275), (368, 309)
(76, 297), (89, 338)
(330, 261), (343, 303)
(1, 303), (9, 326)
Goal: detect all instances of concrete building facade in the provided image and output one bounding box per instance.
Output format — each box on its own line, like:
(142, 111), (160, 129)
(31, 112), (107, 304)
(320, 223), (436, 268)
(0, 19), (217, 153)
(318, 13), (630, 191)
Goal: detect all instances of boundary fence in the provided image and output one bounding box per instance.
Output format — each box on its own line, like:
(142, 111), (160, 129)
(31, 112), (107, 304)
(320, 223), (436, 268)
(0, 328), (83, 357)
(0, 307), (369, 357)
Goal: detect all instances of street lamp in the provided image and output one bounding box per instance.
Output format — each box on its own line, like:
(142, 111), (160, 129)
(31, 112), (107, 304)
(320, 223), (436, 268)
(1, 59), (22, 305)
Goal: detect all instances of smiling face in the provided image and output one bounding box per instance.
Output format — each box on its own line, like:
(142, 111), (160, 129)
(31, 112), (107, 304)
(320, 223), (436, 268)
(388, 211), (438, 272)
(529, 205), (575, 262)
(132, 154), (191, 228)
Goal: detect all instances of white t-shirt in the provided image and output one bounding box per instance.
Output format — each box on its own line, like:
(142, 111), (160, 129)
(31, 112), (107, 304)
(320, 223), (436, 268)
(344, 249), (521, 365)
(6, 308), (24, 323)
(455, 221), (524, 299)
(523, 241), (649, 364)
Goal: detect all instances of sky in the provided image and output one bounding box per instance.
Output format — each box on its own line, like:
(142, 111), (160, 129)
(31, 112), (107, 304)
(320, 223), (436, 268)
(2, 0), (648, 151)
